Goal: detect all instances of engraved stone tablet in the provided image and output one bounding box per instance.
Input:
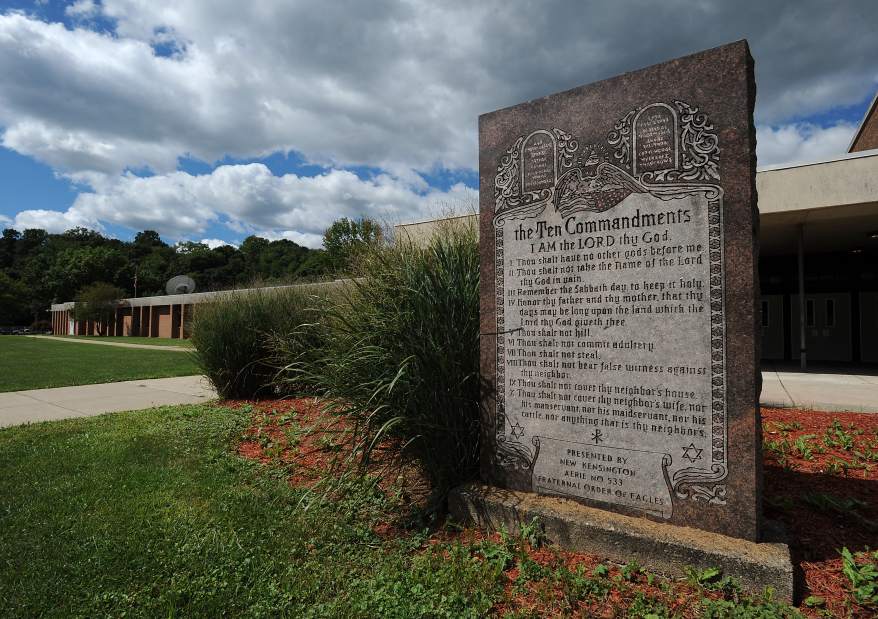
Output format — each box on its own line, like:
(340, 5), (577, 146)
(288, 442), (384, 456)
(633, 103), (678, 176)
(479, 41), (761, 540)
(521, 130), (557, 193)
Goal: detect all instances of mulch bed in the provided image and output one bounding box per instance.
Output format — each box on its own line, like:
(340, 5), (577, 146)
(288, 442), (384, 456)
(762, 407), (878, 617)
(227, 399), (878, 617)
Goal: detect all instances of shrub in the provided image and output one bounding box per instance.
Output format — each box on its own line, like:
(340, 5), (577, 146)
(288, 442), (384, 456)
(190, 285), (328, 399)
(288, 223), (480, 515)
(73, 282), (126, 335)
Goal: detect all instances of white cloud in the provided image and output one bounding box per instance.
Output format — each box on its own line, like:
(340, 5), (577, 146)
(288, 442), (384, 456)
(12, 208), (98, 233)
(756, 122), (859, 167)
(1, 2), (877, 240)
(65, 0), (99, 18)
(0, 213), (11, 227)
(1, 2), (876, 180)
(11, 163), (477, 247)
(200, 238), (235, 249)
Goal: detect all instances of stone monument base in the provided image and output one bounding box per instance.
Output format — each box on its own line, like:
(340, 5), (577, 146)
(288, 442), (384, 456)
(449, 483), (793, 603)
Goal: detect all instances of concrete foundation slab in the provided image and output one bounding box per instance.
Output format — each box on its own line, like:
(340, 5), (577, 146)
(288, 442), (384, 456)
(449, 482), (793, 603)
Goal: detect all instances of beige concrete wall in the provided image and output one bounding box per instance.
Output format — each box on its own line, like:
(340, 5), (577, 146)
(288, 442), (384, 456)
(757, 152), (878, 215)
(395, 214), (477, 247)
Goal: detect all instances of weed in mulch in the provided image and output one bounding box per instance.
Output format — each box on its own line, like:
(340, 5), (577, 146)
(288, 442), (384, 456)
(232, 400), (878, 617)
(227, 398), (431, 516)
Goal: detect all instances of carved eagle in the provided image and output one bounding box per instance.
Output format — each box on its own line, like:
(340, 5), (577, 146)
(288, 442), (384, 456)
(553, 162), (645, 218)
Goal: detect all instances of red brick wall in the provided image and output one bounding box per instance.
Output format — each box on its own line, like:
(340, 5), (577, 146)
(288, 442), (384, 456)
(850, 103), (878, 152)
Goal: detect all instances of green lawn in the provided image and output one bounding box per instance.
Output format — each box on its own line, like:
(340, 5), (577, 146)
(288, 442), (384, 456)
(0, 337), (200, 392)
(0, 404), (804, 617)
(53, 335), (194, 347)
(0, 405), (498, 617)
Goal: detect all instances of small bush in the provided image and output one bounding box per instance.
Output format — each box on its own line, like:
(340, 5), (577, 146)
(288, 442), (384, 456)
(30, 320), (52, 332)
(191, 286), (328, 399)
(286, 223), (480, 514)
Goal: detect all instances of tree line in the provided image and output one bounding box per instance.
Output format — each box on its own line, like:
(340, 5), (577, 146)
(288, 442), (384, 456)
(0, 218), (380, 326)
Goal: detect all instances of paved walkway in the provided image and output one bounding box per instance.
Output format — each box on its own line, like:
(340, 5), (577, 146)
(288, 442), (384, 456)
(761, 370), (878, 412)
(25, 335), (190, 351)
(0, 375), (215, 428)
(2, 370), (874, 429)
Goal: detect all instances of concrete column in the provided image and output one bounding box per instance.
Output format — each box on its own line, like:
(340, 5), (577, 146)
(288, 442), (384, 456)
(171, 304), (183, 340)
(797, 223), (807, 371)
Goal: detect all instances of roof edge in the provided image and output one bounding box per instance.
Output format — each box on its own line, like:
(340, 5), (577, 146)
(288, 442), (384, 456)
(847, 89), (878, 153)
(757, 146), (878, 173)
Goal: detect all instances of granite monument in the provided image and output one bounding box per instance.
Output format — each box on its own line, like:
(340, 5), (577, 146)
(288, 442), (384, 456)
(477, 41), (762, 541)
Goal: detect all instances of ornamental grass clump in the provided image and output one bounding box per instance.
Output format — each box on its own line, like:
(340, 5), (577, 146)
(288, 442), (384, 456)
(191, 285), (328, 399)
(286, 223), (480, 515)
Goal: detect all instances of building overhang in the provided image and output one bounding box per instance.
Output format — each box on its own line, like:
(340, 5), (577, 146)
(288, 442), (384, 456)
(757, 149), (878, 255)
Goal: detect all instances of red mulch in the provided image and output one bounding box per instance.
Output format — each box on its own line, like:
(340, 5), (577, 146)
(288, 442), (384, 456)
(762, 407), (878, 618)
(227, 399), (878, 617)
(226, 398), (342, 487)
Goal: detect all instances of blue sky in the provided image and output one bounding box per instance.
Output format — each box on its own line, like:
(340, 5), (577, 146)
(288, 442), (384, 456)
(0, 1), (876, 247)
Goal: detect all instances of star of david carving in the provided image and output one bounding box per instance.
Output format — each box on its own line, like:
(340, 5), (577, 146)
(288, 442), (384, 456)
(681, 443), (704, 463)
(509, 421), (525, 438)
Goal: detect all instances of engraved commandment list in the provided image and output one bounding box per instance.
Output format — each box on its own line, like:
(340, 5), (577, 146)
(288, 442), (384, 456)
(500, 177), (721, 519)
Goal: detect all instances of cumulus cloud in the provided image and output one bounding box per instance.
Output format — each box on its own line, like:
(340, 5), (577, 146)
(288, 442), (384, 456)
(12, 208), (98, 233)
(756, 122), (859, 167)
(65, 0), (99, 18)
(1, 1), (876, 240)
(11, 164), (477, 246)
(200, 238), (236, 249)
(1, 2), (876, 179)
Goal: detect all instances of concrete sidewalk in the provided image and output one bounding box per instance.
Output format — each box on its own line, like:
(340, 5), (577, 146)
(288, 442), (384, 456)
(2, 370), (874, 429)
(761, 370), (878, 413)
(0, 375), (216, 428)
(25, 335), (191, 352)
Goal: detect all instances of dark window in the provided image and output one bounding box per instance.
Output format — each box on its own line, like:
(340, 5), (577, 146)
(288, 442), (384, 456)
(761, 300), (770, 328)
(806, 299), (815, 327)
(825, 299), (836, 328)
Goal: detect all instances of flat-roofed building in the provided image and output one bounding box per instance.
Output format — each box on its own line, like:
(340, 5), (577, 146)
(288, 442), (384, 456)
(49, 281), (342, 339)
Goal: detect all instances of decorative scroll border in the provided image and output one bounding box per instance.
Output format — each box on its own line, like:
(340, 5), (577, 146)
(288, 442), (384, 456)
(492, 106), (727, 513)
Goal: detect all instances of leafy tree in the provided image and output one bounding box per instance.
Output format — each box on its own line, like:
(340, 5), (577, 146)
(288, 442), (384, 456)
(17, 229), (48, 261)
(322, 217), (382, 272)
(72, 282), (126, 335)
(133, 230), (166, 251)
(45, 245), (128, 302)
(61, 227), (106, 246)
(293, 250), (332, 279)
(0, 270), (29, 325)
(0, 229), (19, 269)
(0, 225), (337, 325)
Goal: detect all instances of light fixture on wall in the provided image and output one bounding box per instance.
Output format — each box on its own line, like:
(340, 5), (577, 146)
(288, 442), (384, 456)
(868, 231), (878, 239)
